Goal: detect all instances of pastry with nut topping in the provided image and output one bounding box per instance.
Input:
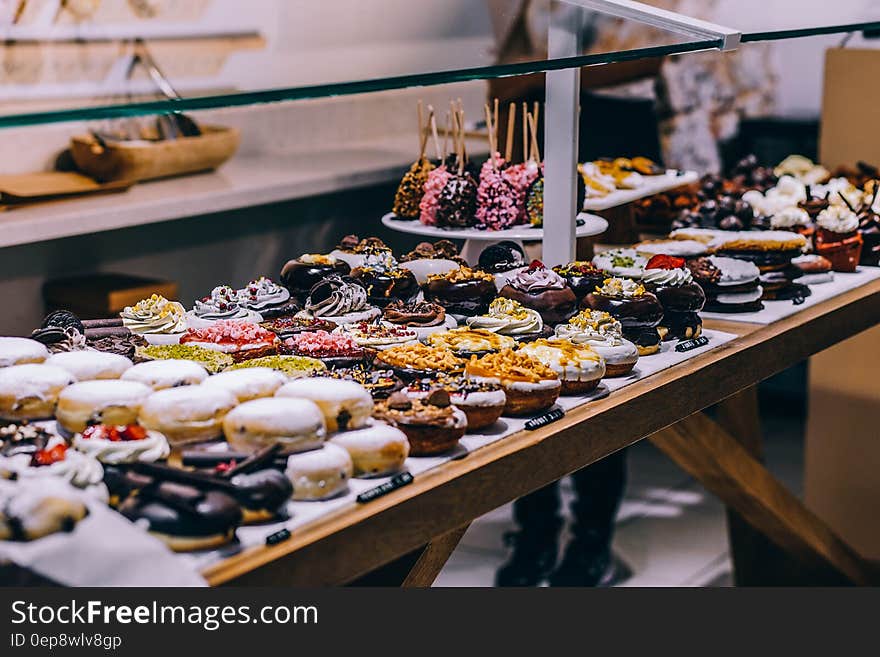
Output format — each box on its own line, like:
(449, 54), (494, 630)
(465, 349), (560, 416)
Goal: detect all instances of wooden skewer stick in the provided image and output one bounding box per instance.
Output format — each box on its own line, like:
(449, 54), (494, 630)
(417, 100), (425, 155)
(528, 112), (541, 164)
(523, 101), (530, 164)
(505, 102), (516, 163)
(484, 104), (496, 171)
(442, 111), (451, 161)
(428, 109), (442, 162)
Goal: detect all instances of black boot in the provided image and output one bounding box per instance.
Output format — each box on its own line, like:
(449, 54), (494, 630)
(548, 542), (632, 587)
(496, 481), (563, 587)
(495, 529), (559, 587)
(549, 449), (630, 587)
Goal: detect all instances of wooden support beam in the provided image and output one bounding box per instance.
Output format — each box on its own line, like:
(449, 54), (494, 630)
(401, 524), (471, 588)
(650, 410), (878, 585)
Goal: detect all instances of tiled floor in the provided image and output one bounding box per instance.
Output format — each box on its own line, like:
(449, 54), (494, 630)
(435, 402), (805, 587)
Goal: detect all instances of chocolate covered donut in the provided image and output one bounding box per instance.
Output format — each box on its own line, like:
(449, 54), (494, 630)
(553, 261), (608, 302)
(582, 277), (664, 354)
(498, 261), (577, 326)
(641, 255), (706, 341)
(424, 267), (497, 317)
(350, 251), (419, 308)
(280, 254), (350, 303)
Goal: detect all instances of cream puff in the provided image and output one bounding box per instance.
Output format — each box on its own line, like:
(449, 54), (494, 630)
(329, 421), (410, 478)
(57, 380), (153, 434)
(285, 443), (353, 501)
(139, 386), (238, 446)
(121, 359), (208, 390)
(0, 337), (49, 367)
(200, 367), (287, 402)
(223, 397), (327, 454)
(45, 350), (132, 381)
(516, 339), (606, 395)
(0, 364), (76, 421)
(275, 378), (373, 433)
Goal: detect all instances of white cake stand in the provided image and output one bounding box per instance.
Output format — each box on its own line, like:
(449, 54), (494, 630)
(381, 212), (608, 265)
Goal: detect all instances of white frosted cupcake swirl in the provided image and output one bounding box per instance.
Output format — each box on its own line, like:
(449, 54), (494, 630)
(507, 266), (566, 292)
(555, 309), (623, 343)
(73, 427), (170, 465)
(770, 206), (810, 229)
(517, 340), (606, 382)
(0, 438), (107, 501)
(191, 286), (253, 322)
(121, 295), (187, 335)
(817, 205), (859, 234)
(467, 298), (543, 335)
(642, 267), (693, 287)
(304, 278), (370, 317)
(596, 277), (646, 298)
(237, 277), (291, 311)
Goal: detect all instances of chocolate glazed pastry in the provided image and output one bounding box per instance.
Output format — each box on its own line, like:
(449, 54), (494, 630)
(280, 256), (351, 303)
(118, 482), (242, 551)
(350, 266), (419, 308)
(582, 285), (664, 354)
(552, 263), (608, 302)
(383, 300), (446, 327)
(423, 270), (497, 317)
(498, 262), (578, 326)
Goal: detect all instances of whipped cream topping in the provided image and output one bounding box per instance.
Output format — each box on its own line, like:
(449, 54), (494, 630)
(774, 155), (829, 185)
(642, 266), (693, 287)
(73, 429), (170, 465)
(304, 278), (370, 318)
(555, 309), (624, 344)
(192, 286), (251, 321)
(467, 298), (544, 335)
(121, 295), (187, 335)
(299, 254), (338, 266)
(592, 249), (648, 278)
(508, 266), (566, 293)
(0, 438), (106, 500)
(237, 277), (291, 311)
(596, 277), (645, 298)
(360, 250), (400, 273)
(817, 205), (859, 234)
(771, 206), (811, 229)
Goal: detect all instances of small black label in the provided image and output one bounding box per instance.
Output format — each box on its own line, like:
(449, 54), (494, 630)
(525, 408), (565, 430)
(356, 472), (414, 504)
(265, 528), (291, 546)
(675, 336), (710, 352)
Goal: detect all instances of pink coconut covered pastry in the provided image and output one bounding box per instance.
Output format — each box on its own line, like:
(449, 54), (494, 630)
(419, 165), (452, 226)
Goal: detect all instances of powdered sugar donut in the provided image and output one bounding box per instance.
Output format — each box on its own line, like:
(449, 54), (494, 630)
(139, 386), (238, 445)
(275, 378), (373, 433)
(223, 397), (326, 455)
(285, 443), (353, 501)
(0, 364), (76, 421)
(329, 421), (409, 477)
(0, 337), (49, 368)
(121, 359), (208, 390)
(56, 380), (152, 434)
(46, 350), (132, 381)
(201, 367), (287, 402)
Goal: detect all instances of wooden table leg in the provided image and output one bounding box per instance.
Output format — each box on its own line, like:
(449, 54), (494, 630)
(349, 523), (471, 587)
(650, 410), (877, 585)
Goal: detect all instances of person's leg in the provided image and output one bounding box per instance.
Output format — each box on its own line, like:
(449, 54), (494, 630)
(495, 481), (564, 587)
(549, 449), (630, 586)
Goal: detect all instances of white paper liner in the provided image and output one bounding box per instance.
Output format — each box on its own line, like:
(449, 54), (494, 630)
(0, 479), (205, 587)
(701, 266), (880, 325)
(180, 328), (737, 572)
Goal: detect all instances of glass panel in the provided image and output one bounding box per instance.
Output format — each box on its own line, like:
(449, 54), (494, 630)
(0, 0), (721, 127)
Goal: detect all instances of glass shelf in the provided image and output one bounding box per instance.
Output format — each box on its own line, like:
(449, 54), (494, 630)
(1, 0), (880, 128)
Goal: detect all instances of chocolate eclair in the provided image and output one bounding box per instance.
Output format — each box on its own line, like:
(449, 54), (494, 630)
(498, 261), (577, 326)
(280, 254), (351, 304)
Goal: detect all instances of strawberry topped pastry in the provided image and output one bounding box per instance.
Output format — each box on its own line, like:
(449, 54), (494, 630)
(641, 254), (705, 341)
(281, 330), (365, 368)
(73, 423), (170, 465)
(180, 320), (278, 362)
(0, 436), (107, 501)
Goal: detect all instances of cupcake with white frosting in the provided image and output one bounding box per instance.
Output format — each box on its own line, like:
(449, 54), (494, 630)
(466, 298), (550, 342)
(120, 294), (187, 345)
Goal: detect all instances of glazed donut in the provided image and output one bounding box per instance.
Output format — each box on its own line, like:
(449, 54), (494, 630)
(121, 359), (208, 390)
(139, 386), (238, 446)
(275, 378), (373, 433)
(222, 397), (327, 454)
(45, 351), (132, 381)
(285, 443), (352, 501)
(0, 364), (76, 421)
(0, 337), (49, 368)
(329, 421), (409, 477)
(56, 380), (152, 434)
(201, 367), (287, 402)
